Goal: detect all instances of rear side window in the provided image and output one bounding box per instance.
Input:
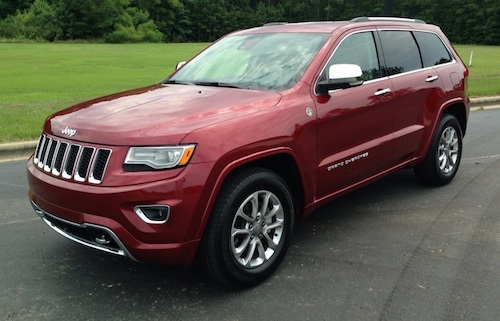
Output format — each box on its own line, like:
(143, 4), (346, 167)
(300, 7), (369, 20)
(379, 30), (422, 76)
(414, 31), (453, 67)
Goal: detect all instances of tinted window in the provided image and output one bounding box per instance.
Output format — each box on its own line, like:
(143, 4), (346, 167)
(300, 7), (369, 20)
(379, 31), (422, 76)
(321, 32), (380, 82)
(414, 31), (453, 67)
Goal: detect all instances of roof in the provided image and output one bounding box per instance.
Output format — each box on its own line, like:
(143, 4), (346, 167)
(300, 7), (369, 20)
(234, 21), (349, 34)
(232, 17), (432, 35)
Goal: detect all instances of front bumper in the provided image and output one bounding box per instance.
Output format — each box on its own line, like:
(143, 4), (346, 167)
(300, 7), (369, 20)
(27, 158), (214, 265)
(31, 200), (135, 259)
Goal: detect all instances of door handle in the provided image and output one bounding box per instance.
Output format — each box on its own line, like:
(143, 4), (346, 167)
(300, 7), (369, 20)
(426, 75), (439, 82)
(374, 88), (392, 96)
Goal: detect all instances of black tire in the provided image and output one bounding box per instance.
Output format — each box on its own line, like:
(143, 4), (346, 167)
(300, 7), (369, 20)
(414, 114), (463, 186)
(198, 167), (295, 288)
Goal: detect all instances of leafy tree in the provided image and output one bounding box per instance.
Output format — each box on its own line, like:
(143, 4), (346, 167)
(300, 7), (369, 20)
(449, 0), (483, 44)
(185, 0), (225, 41)
(130, 0), (188, 41)
(484, 1), (500, 45)
(167, 3), (192, 41)
(54, 0), (123, 39)
(281, 0), (315, 22)
(23, 0), (60, 41)
(0, 0), (59, 40)
(251, 1), (285, 25)
(0, 0), (33, 19)
(0, 13), (25, 38)
(0, 0), (499, 44)
(105, 6), (163, 42)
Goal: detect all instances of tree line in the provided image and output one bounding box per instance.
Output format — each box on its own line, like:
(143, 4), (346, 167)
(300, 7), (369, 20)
(0, 0), (499, 44)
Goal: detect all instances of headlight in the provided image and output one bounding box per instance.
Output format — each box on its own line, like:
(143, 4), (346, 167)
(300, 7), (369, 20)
(124, 145), (196, 170)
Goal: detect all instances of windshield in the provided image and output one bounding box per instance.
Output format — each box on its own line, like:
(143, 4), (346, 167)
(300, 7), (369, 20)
(167, 33), (329, 91)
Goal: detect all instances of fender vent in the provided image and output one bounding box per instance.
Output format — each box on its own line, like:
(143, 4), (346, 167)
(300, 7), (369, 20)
(33, 134), (112, 184)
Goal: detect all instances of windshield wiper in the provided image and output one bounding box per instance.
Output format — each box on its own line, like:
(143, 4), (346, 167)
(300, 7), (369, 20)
(163, 79), (195, 85)
(164, 80), (246, 89)
(192, 81), (244, 89)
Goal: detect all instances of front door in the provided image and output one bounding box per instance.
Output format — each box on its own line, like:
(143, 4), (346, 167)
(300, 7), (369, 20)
(314, 31), (397, 199)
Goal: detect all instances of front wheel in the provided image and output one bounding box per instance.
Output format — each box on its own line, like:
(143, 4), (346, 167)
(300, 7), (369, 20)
(198, 167), (294, 288)
(414, 114), (463, 186)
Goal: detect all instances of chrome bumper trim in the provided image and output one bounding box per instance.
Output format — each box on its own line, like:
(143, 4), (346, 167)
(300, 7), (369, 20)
(31, 200), (137, 261)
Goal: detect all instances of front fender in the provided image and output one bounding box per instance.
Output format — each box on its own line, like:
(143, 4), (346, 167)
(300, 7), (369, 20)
(192, 144), (312, 241)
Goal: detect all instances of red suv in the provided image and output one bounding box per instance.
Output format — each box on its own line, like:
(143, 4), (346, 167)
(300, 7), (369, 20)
(27, 17), (469, 287)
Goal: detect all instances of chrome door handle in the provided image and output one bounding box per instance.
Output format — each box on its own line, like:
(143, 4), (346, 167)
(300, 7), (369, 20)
(374, 88), (392, 96)
(426, 75), (439, 82)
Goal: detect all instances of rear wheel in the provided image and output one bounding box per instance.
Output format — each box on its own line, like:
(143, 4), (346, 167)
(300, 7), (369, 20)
(414, 114), (463, 186)
(199, 167), (294, 288)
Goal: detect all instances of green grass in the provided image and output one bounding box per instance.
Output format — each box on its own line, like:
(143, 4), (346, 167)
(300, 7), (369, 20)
(0, 43), (208, 142)
(0, 43), (499, 142)
(455, 45), (500, 97)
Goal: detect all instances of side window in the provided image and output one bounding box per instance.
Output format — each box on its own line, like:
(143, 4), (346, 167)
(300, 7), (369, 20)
(379, 31), (422, 76)
(320, 32), (380, 82)
(414, 31), (453, 67)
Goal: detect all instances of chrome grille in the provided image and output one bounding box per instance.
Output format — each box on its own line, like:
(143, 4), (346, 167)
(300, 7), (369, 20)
(34, 135), (112, 184)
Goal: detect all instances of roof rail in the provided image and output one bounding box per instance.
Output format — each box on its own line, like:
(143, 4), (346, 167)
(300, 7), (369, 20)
(262, 22), (288, 26)
(351, 17), (426, 24)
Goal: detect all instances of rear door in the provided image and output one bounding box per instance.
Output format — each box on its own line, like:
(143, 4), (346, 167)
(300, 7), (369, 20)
(378, 29), (446, 164)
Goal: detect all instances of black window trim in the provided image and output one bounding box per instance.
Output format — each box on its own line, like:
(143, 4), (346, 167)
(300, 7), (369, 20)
(412, 29), (456, 67)
(376, 28), (456, 79)
(313, 29), (388, 96)
(313, 27), (457, 95)
(376, 28), (424, 77)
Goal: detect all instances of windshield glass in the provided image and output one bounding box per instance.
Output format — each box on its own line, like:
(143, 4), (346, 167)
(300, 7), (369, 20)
(167, 33), (329, 91)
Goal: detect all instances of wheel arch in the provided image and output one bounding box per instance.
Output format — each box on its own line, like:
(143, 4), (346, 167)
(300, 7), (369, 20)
(414, 112), (463, 185)
(194, 148), (308, 241)
(442, 101), (468, 136)
(416, 99), (468, 167)
(249, 153), (305, 214)
(196, 163), (298, 287)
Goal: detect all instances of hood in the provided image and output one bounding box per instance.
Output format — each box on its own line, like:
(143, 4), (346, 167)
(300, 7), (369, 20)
(46, 84), (282, 145)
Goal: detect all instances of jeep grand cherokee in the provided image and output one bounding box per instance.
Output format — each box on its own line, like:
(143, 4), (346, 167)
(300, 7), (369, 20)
(27, 17), (469, 287)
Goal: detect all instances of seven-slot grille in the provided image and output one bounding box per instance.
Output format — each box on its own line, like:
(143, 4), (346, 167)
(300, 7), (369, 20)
(33, 134), (112, 184)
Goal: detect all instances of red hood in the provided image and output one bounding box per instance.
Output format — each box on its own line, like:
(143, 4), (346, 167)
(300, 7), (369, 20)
(45, 84), (282, 145)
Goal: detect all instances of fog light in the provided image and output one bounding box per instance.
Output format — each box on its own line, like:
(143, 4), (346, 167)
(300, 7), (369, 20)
(134, 205), (170, 224)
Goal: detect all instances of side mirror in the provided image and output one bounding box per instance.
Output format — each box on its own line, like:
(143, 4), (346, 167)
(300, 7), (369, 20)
(176, 61), (187, 70)
(318, 64), (363, 94)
